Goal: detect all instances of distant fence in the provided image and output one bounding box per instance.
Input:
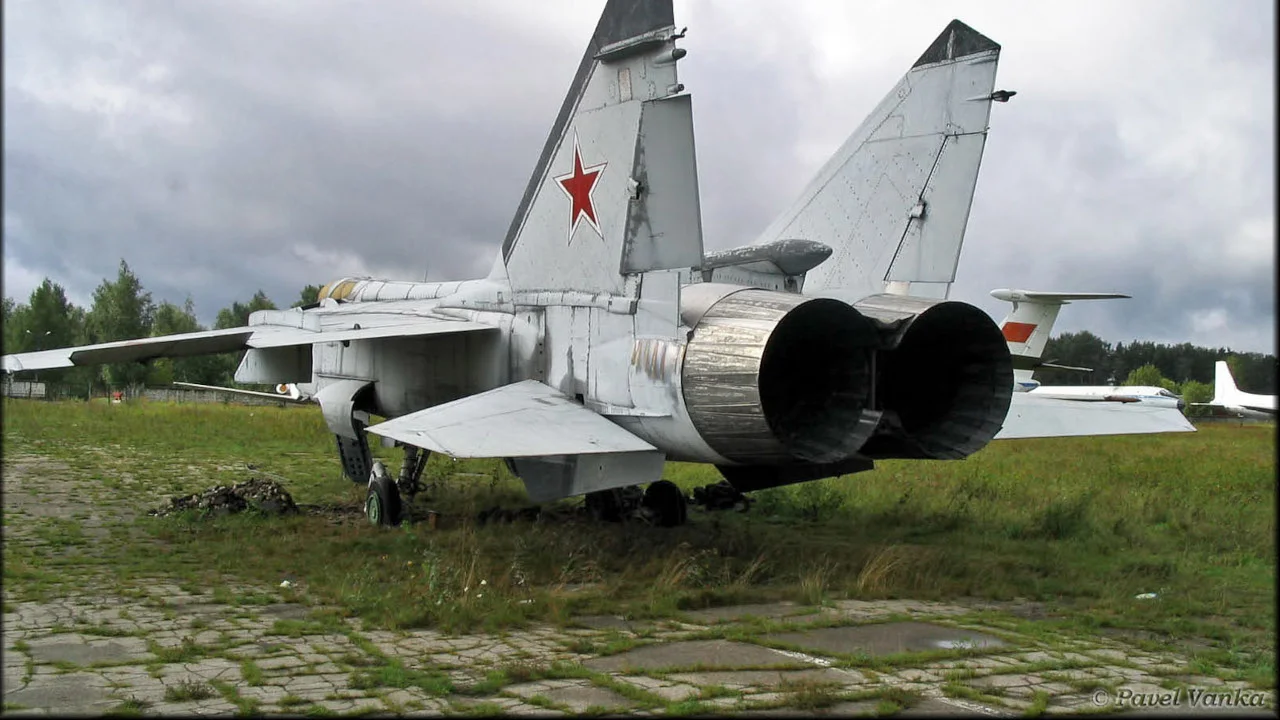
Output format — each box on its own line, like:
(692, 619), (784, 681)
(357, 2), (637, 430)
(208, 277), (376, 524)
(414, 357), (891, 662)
(2, 380), (47, 399)
(142, 387), (295, 407)
(1192, 415), (1273, 426)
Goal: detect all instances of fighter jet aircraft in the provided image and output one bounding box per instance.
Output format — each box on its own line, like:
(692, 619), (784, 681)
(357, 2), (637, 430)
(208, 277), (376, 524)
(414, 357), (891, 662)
(3, 0), (1177, 527)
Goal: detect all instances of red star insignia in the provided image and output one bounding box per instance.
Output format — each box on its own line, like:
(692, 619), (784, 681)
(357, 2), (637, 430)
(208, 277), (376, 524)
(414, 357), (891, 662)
(554, 133), (606, 241)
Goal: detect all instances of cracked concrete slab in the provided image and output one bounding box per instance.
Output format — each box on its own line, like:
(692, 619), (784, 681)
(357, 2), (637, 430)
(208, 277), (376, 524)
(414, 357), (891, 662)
(540, 684), (635, 712)
(668, 667), (855, 689)
(765, 621), (1007, 657)
(584, 639), (808, 672)
(5, 673), (116, 713)
(682, 602), (822, 624)
(26, 637), (151, 666)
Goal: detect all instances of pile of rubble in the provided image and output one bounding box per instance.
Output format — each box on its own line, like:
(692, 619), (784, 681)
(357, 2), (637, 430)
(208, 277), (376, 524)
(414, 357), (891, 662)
(150, 478), (298, 517)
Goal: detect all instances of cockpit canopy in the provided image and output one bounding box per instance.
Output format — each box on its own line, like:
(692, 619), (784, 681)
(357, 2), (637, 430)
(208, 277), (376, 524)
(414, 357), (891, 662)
(316, 277), (369, 302)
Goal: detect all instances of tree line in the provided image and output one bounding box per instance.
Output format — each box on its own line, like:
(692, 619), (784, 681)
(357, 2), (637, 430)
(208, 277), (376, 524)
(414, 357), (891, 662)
(3, 261), (1275, 410)
(2, 260), (320, 395)
(1038, 330), (1276, 414)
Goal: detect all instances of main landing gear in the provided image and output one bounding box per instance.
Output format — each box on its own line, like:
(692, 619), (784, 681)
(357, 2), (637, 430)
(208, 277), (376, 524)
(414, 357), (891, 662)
(364, 445), (430, 527)
(366, 462), (402, 527)
(583, 480), (688, 527)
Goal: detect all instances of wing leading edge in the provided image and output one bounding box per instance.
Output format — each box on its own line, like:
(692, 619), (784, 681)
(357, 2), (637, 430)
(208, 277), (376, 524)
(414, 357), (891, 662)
(2, 316), (494, 373)
(365, 380), (657, 458)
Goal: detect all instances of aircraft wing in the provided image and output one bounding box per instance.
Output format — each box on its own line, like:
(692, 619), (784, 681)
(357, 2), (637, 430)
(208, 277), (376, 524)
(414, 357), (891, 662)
(995, 393), (1195, 440)
(365, 380), (658, 458)
(173, 382), (310, 403)
(2, 316), (495, 373)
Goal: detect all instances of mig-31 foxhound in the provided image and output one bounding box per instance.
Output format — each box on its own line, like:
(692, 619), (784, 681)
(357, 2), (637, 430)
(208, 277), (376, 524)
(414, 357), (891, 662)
(4, 0), (1184, 527)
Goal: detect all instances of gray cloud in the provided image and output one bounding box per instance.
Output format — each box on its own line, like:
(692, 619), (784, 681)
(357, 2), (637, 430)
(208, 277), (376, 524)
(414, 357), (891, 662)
(4, 0), (1274, 353)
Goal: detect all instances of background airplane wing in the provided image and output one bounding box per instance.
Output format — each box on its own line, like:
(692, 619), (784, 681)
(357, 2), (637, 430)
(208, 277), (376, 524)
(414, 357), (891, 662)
(2, 316), (494, 373)
(995, 393), (1195, 440)
(172, 382), (310, 403)
(365, 380), (658, 458)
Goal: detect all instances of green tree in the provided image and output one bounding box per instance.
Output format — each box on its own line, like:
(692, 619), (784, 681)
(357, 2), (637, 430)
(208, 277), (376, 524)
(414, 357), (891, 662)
(210, 290), (278, 384)
(292, 284), (321, 308)
(1037, 331), (1113, 385)
(21, 279), (81, 383)
(147, 298), (222, 385)
(1123, 363), (1177, 392)
(86, 260), (155, 389)
(214, 290), (277, 329)
(1179, 379), (1213, 417)
(3, 298), (31, 354)
(1, 297), (14, 348)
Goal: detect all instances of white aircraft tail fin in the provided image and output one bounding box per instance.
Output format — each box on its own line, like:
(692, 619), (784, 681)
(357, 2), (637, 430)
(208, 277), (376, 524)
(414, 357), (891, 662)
(766, 20), (1005, 301)
(496, 0), (703, 296)
(1212, 360), (1241, 405)
(989, 289), (1131, 363)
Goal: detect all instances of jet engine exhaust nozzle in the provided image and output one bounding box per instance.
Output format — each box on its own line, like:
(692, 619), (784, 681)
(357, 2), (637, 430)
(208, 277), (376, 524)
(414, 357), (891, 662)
(860, 299), (1013, 460)
(681, 289), (881, 465)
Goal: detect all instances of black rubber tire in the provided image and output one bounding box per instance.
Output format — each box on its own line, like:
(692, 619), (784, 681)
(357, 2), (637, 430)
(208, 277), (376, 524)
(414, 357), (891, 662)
(643, 480), (688, 527)
(584, 490), (622, 523)
(366, 474), (402, 527)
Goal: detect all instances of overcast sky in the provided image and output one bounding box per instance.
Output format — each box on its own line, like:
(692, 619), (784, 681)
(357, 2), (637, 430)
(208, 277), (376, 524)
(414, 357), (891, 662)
(4, 0), (1275, 353)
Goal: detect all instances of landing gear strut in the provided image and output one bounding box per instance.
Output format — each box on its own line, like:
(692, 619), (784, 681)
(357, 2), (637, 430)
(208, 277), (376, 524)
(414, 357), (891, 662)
(396, 445), (429, 500)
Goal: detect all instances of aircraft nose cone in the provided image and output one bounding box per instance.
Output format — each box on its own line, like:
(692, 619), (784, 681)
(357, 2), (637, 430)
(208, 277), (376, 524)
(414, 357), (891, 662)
(1177, 399), (1186, 411)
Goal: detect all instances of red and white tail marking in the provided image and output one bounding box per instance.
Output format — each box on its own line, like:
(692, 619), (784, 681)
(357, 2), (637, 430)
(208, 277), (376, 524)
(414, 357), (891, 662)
(1001, 322), (1037, 344)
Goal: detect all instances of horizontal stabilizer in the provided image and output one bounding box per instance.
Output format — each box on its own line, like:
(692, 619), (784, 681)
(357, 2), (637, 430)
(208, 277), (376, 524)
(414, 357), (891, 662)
(1011, 355), (1093, 372)
(701, 239), (833, 277)
(2, 316), (494, 373)
(989, 289), (1131, 305)
(996, 393), (1195, 439)
(365, 380), (657, 458)
(1036, 361), (1093, 373)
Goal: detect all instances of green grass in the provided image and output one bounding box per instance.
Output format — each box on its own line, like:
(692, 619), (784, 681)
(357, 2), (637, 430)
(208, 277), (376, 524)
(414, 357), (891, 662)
(240, 659), (264, 686)
(163, 679), (216, 702)
(2, 399), (1275, 681)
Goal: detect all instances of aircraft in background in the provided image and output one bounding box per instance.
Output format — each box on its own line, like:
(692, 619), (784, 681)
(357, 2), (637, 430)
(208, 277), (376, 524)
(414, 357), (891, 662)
(990, 289), (1131, 392)
(1193, 361), (1276, 419)
(989, 288), (1185, 409)
(2, 0), (1192, 528)
(984, 289), (1194, 438)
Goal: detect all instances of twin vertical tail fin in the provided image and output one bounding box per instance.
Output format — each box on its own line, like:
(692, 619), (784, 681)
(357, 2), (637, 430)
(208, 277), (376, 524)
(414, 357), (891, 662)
(763, 20), (1004, 301)
(989, 289), (1130, 386)
(496, 0), (704, 298)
